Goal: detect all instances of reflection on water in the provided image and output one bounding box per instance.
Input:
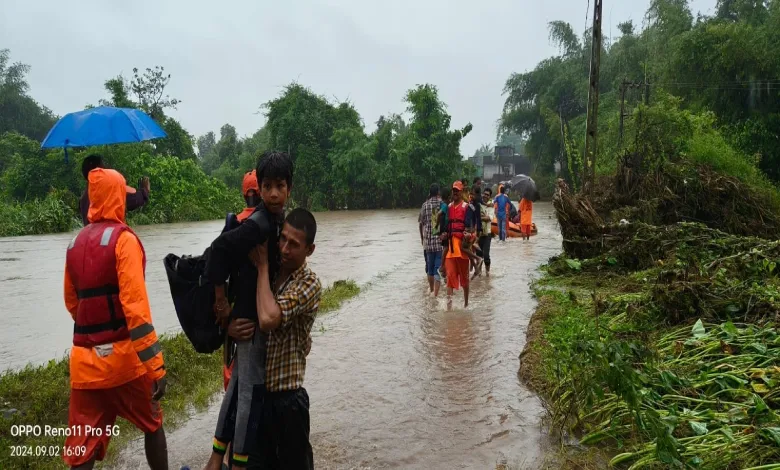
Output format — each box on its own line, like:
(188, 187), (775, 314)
(2, 204), (562, 469)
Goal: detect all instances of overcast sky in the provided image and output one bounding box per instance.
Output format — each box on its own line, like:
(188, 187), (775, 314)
(1, 0), (715, 157)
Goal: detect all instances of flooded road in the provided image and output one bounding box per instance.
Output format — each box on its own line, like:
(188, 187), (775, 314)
(1, 204), (562, 469)
(0, 210), (422, 368)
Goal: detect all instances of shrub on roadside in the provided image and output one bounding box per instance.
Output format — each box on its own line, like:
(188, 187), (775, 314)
(0, 190), (79, 237)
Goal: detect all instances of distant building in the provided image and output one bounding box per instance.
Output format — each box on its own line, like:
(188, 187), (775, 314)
(470, 146), (531, 183)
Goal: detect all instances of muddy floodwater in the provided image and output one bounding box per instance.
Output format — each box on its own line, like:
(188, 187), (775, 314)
(0, 204), (562, 469)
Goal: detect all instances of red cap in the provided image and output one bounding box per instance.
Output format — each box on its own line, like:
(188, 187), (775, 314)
(452, 181), (464, 191)
(242, 170), (259, 196)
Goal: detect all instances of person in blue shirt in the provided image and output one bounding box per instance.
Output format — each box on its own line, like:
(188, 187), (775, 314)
(493, 186), (512, 242)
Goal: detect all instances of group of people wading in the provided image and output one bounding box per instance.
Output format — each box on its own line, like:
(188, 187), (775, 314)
(419, 177), (533, 308)
(62, 151), (320, 470)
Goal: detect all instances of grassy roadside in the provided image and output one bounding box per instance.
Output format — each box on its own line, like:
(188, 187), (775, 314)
(0, 280), (360, 469)
(520, 252), (780, 469)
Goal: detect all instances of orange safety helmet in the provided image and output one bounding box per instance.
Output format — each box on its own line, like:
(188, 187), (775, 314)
(242, 170), (260, 197)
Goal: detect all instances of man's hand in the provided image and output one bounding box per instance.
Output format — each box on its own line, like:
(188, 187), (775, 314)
(228, 318), (255, 341)
(214, 296), (231, 324)
(152, 376), (167, 401)
(141, 176), (150, 194)
(305, 336), (312, 356)
(249, 242), (268, 268)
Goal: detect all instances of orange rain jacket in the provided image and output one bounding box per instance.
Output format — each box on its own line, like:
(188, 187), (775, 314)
(519, 198), (533, 226)
(64, 168), (165, 390)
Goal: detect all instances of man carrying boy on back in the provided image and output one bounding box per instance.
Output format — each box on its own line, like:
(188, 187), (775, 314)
(250, 208), (322, 470)
(419, 183), (444, 297)
(203, 151), (293, 470)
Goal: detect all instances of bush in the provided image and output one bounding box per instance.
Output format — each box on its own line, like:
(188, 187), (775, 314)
(0, 133), (243, 235)
(117, 152), (242, 224)
(0, 189), (79, 237)
(685, 113), (777, 194)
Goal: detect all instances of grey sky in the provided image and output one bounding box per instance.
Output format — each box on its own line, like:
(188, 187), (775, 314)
(2, 0), (714, 157)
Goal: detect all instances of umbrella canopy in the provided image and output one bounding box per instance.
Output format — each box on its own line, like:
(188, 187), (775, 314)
(41, 106), (167, 149)
(508, 174), (539, 201)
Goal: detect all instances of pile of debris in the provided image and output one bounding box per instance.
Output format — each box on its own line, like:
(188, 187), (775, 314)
(554, 159), (780, 258)
(551, 159), (780, 324)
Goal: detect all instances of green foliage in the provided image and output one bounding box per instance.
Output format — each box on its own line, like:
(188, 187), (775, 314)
(0, 49), (57, 142)
(156, 117), (196, 161)
(0, 132), (241, 236)
(99, 65), (194, 162)
(685, 113), (774, 191)
(196, 125), (266, 189)
(0, 48), (475, 236)
(109, 150), (242, 225)
(531, 259), (780, 468)
(261, 82), (472, 210)
(501, 1), (780, 187)
(0, 189), (78, 237)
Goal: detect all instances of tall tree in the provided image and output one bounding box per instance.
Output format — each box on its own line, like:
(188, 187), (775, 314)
(0, 49), (57, 142)
(100, 66), (192, 159)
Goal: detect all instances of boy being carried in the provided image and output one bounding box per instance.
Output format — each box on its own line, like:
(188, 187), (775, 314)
(204, 151), (292, 470)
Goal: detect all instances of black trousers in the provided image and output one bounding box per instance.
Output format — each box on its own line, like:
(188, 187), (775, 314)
(478, 235), (492, 268)
(253, 387), (313, 470)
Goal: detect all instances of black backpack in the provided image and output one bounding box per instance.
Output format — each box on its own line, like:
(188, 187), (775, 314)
(163, 213), (240, 354)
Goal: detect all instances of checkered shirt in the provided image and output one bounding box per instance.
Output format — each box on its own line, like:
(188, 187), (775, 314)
(265, 262), (322, 392)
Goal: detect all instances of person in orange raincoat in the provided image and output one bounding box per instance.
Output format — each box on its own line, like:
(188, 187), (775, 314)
(444, 180), (476, 309)
(519, 197), (534, 241)
(63, 168), (168, 470)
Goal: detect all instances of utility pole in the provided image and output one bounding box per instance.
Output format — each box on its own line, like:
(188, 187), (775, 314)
(583, 0), (603, 191)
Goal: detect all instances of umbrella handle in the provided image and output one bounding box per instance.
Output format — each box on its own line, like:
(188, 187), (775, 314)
(64, 147), (69, 164)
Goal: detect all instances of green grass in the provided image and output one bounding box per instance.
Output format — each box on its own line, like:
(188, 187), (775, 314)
(522, 264), (780, 469)
(318, 280), (360, 313)
(0, 279), (360, 469)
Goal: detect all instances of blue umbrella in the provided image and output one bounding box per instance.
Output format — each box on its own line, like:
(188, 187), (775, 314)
(41, 106), (167, 162)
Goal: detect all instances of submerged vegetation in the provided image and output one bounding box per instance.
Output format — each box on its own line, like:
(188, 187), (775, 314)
(0, 280), (359, 469)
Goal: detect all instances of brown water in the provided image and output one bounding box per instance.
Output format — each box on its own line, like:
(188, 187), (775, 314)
(0, 204), (562, 469)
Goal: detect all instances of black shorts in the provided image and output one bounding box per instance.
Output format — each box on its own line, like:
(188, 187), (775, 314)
(255, 388), (313, 470)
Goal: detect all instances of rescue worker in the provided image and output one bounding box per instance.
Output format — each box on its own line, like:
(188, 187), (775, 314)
(444, 180), (476, 309)
(236, 169), (261, 222)
(63, 168), (168, 470)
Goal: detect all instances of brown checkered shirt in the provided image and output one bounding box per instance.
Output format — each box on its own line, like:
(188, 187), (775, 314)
(265, 262), (321, 392)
